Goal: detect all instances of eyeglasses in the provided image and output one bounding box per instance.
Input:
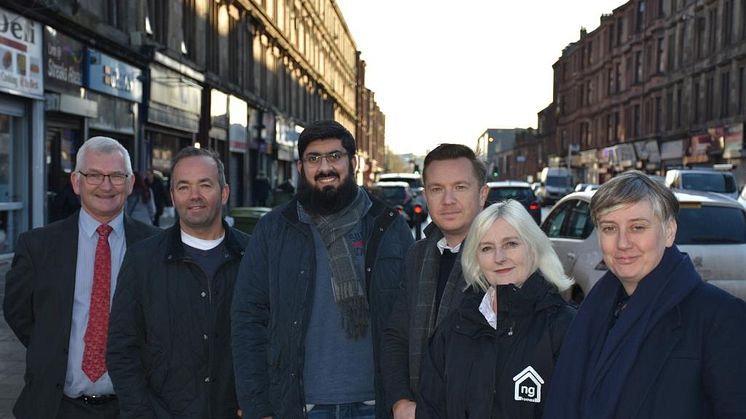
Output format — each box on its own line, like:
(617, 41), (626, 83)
(78, 171), (130, 186)
(301, 151), (348, 166)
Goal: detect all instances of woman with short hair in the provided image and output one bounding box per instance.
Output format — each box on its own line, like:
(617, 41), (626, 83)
(418, 200), (576, 419)
(545, 170), (746, 419)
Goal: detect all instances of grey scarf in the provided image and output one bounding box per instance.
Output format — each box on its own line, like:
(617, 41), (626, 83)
(313, 188), (372, 339)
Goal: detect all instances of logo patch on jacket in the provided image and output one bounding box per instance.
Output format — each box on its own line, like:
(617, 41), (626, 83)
(513, 366), (544, 403)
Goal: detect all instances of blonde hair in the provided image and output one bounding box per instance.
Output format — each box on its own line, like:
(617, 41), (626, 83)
(461, 200), (573, 292)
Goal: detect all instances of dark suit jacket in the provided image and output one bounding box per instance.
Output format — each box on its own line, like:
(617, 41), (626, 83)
(3, 211), (160, 419)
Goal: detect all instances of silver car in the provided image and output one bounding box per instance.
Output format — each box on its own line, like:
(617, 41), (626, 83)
(542, 190), (746, 302)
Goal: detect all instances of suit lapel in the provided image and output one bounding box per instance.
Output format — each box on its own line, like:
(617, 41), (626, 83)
(58, 213), (81, 338)
(436, 252), (465, 325)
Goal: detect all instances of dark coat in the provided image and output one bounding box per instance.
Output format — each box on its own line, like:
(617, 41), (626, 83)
(231, 193), (414, 419)
(418, 273), (576, 419)
(107, 223), (250, 419)
(380, 223), (468, 410)
(3, 211), (160, 419)
(544, 247), (746, 419)
(611, 282), (746, 418)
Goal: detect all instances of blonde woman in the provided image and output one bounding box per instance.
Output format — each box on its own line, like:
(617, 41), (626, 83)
(418, 200), (576, 419)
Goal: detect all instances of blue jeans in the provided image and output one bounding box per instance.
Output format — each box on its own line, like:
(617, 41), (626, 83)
(306, 402), (376, 419)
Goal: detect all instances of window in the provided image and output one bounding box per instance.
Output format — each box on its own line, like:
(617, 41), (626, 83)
(667, 34), (675, 71)
(183, 0), (197, 60)
(541, 200), (594, 240)
(708, 7), (717, 53)
(676, 83), (683, 128)
(705, 75), (714, 120)
(738, 66), (745, 114)
(666, 90), (673, 130)
(634, 104), (641, 137)
(655, 96), (662, 133)
(655, 37), (664, 74)
(724, 0), (734, 46)
(693, 80), (701, 123)
(636, 0), (646, 33)
(147, 0), (168, 44)
(608, 67), (614, 94)
(635, 51), (643, 83)
(721, 71), (731, 117)
(615, 62), (622, 92)
(696, 16), (706, 58)
(676, 206), (746, 244)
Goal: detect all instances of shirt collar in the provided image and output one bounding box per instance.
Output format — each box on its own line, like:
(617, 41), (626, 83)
(479, 286), (498, 329)
(436, 236), (461, 254)
(79, 209), (125, 239)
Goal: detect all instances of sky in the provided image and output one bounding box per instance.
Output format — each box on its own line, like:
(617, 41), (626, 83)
(335, 0), (627, 155)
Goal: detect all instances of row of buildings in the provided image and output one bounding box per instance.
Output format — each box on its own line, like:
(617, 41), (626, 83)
(0, 0), (386, 255)
(483, 0), (746, 187)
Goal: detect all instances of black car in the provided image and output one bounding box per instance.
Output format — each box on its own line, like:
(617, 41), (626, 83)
(485, 181), (542, 224)
(369, 181), (424, 227)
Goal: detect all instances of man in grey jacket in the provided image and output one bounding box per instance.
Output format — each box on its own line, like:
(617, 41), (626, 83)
(381, 144), (488, 419)
(231, 120), (414, 419)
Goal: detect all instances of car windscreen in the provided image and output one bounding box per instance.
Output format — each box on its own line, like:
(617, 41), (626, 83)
(378, 187), (406, 202)
(680, 173), (737, 193)
(546, 176), (573, 187)
(488, 187), (534, 202)
(675, 205), (746, 244)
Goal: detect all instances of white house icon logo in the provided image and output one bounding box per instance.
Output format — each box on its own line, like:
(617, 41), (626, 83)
(513, 366), (544, 403)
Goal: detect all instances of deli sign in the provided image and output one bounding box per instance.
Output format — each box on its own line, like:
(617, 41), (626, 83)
(0, 7), (43, 98)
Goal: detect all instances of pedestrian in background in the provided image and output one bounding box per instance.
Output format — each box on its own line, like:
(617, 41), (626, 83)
(125, 171), (156, 225)
(545, 171), (746, 418)
(3, 136), (159, 419)
(380, 143), (489, 419)
(231, 120), (414, 419)
(107, 147), (249, 418)
(418, 200), (575, 419)
(253, 171), (271, 206)
(146, 169), (169, 226)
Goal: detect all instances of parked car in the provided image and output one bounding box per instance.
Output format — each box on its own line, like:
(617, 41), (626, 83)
(740, 185), (746, 209)
(541, 189), (746, 303)
(574, 183), (599, 193)
(369, 181), (423, 227)
(378, 173), (424, 195)
(377, 172), (428, 220)
(485, 181), (542, 224)
(664, 168), (739, 200)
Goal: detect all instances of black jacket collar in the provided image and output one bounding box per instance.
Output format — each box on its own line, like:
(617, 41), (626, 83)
(163, 220), (245, 262)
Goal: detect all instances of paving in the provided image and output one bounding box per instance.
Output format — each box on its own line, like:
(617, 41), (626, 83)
(0, 259), (22, 419)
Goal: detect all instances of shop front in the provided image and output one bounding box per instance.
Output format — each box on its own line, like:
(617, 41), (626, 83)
(146, 54), (202, 177)
(44, 26), (98, 222)
(83, 48), (142, 167)
(228, 95), (248, 207)
(660, 139), (685, 170)
(0, 7), (44, 252)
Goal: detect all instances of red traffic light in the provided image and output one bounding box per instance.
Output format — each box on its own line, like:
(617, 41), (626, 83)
(413, 204), (423, 215)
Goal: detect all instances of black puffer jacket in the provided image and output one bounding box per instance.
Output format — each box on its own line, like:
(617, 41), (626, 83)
(108, 223), (250, 419)
(418, 272), (576, 419)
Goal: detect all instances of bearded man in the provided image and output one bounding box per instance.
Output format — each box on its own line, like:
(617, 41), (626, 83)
(231, 120), (414, 419)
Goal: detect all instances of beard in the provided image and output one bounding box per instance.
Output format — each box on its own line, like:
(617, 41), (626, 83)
(296, 167), (358, 216)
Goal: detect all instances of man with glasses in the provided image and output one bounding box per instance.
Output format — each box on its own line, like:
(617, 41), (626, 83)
(232, 120), (414, 419)
(4, 136), (160, 419)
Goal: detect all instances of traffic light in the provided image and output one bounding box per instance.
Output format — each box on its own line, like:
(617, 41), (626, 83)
(492, 167), (499, 177)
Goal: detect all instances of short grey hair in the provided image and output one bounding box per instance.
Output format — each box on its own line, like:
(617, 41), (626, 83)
(75, 136), (133, 175)
(590, 170), (679, 227)
(461, 200), (573, 293)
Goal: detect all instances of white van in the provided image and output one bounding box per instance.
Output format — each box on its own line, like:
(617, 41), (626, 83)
(537, 167), (574, 205)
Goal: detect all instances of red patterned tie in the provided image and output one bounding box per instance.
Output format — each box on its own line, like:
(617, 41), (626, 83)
(82, 224), (113, 382)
